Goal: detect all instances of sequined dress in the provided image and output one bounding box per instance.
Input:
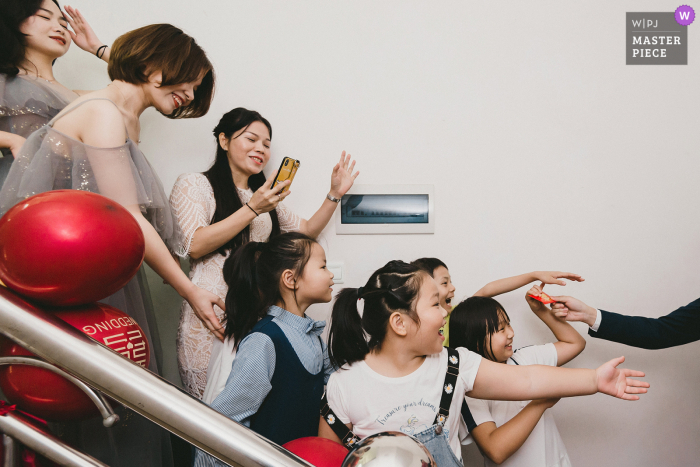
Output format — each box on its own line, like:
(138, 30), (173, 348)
(0, 73), (79, 187)
(170, 173), (301, 399)
(0, 98), (178, 467)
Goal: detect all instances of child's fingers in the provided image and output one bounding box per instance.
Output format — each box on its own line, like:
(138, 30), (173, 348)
(558, 272), (584, 282)
(624, 370), (648, 380)
(620, 394), (640, 401)
(625, 386), (648, 393)
(607, 356), (625, 368)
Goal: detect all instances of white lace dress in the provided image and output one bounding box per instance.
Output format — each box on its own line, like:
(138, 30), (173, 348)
(170, 172), (301, 398)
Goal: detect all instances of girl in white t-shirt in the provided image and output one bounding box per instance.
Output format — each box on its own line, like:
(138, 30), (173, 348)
(452, 279), (587, 467)
(319, 261), (648, 466)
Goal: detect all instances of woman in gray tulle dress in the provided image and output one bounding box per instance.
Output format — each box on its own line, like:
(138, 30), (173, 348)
(0, 13), (220, 467)
(0, 0), (110, 187)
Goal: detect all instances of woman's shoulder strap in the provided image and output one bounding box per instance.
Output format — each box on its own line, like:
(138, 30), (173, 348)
(49, 98), (124, 129)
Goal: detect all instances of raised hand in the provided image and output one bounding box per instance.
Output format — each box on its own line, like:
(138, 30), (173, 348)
(550, 295), (598, 327)
(534, 271), (584, 286)
(64, 6), (107, 58)
(329, 151), (359, 198)
(595, 356), (649, 400)
(248, 170), (291, 214)
(525, 284), (549, 311)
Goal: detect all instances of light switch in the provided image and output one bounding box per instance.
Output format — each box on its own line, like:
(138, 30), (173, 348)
(328, 261), (344, 284)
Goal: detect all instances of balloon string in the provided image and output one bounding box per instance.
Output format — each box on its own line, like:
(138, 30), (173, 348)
(0, 400), (49, 426)
(0, 400), (16, 415)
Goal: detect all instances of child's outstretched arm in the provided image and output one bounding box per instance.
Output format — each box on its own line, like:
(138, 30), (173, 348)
(468, 356), (648, 401)
(473, 271), (584, 298)
(469, 398), (559, 464)
(526, 284), (586, 366)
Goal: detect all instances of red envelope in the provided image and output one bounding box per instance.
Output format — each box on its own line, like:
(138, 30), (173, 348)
(529, 292), (556, 304)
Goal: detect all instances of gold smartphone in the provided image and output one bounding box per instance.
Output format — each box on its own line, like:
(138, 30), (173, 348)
(271, 157), (300, 194)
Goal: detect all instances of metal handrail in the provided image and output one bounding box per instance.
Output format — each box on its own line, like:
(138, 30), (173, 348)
(0, 356), (119, 427)
(0, 288), (313, 467)
(0, 412), (108, 467)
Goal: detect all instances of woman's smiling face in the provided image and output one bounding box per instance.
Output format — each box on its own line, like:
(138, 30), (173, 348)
(142, 72), (205, 117)
(221, 121), (271, 177)
(20, 0), (71, 59)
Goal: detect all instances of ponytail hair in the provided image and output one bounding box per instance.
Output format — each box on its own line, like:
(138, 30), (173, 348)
(222, 232), (317, 348)
(449, 296), (510, 361)
(328, 260), (427, 368)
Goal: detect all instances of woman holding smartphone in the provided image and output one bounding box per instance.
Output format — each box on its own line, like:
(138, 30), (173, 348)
(170, 107), (358, 399)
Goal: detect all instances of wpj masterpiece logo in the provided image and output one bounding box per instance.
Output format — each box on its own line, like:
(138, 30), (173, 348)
(626, 5), (694, 64)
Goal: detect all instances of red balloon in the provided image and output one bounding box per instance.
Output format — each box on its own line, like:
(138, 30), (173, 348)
(0, 190), (145, 306)
(0, 303), (149, 421)
(283, 437), (348, 467)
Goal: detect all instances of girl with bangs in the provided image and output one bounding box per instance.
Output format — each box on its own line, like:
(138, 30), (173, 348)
(0, 23), (217, 467)
(320, 261), (648, 466)
(194, 232), (336, 466)
(451, 276), (588, 467)
(0, 0), (109, 187)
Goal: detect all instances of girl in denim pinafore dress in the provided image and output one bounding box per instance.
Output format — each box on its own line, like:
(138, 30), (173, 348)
(319, 261), (649, 465)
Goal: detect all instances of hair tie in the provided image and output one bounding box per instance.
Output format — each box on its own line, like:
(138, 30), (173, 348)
(96, 45), (108, 59)
(246, 202), (259, 216)
(357, 286), (364, 300)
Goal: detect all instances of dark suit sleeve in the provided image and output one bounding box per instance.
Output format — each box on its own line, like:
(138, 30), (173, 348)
(589, 298), (700, 349)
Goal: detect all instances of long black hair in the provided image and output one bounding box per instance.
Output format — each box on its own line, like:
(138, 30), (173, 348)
(328, 260), (427, 369)
(449, 296), (511, 361)
(0, 0), (62, 75)
(222, 232), (316, 348)
(204, 108), (280, 256)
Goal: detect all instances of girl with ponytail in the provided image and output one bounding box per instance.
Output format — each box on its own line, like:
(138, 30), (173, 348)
(171, 107), (359, 399)
(320, 261), (649, 466)
(194, 232), (336, 466)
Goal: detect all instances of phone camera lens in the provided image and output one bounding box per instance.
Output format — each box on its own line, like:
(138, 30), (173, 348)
(284, 160), (289, 166)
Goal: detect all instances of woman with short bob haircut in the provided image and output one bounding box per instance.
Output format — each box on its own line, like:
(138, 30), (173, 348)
(0, 23), (223, 377)
(107, 23), (214, 119)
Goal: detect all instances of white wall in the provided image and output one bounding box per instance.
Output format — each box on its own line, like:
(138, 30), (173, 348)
(56, 1), (699, 465)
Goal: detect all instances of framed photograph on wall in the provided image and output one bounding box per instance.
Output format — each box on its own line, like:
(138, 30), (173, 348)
(335, 184), (434, 234)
